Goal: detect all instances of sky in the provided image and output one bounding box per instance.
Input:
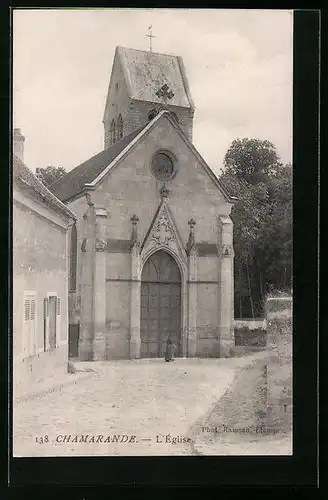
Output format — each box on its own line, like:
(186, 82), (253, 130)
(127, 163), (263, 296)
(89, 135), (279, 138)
(13, 9), (293, 175)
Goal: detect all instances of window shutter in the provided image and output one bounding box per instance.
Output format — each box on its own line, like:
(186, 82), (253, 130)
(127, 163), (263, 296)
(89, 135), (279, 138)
(43, 297), (48, 352)
(30, 299), (36, 321)
(56, 297), (61, 316)
(44, 297), (49, 318)
(24, 299), (30, 321)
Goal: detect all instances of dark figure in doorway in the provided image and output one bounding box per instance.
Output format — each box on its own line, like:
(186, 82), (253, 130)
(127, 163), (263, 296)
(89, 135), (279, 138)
(165, 335), (176, 362)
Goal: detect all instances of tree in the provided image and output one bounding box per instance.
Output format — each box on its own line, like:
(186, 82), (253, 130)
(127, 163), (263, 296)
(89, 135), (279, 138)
(255, 164), (292, 291)
(220, 139), (292, 318)
(224, 138), (283, 185)
(36, 166), (66, 187)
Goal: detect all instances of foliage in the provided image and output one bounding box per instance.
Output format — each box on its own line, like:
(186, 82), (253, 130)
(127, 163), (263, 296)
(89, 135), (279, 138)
(266, 289), (292, 299)
(221, 138), (292, 318)
(224, 137), (283, 185)
(37, 166), (66, 187)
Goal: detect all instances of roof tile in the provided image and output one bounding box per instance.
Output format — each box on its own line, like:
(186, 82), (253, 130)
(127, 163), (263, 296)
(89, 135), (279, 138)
(13, 155), (76, 220)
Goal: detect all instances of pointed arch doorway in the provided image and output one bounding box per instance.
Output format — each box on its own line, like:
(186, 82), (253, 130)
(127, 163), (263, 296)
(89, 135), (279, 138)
(140, 250), (182, 358)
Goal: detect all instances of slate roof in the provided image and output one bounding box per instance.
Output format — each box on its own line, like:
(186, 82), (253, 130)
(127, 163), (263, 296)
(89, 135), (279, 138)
(49, 125), (145, 203)
(116, 46), (194, 109)
(13, 154), (76, 220)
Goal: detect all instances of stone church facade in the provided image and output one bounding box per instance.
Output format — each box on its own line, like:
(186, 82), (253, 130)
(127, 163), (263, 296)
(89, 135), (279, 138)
(50, 46), (236, 361)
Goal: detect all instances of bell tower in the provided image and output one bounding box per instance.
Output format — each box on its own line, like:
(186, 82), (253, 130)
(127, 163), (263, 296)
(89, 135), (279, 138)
(102, 46), (195, 149)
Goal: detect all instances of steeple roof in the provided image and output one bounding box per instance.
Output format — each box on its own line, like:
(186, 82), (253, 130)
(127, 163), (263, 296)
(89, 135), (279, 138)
(105, 46), (194, 115)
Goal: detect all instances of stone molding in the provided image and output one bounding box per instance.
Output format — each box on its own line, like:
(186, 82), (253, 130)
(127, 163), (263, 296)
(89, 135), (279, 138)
(81, 238), (87, 252)
(95, 207), (108, 217)
(141, 200), (187, 269)
(129, 198), (190, 358)
(151, 209), (174, 246)
(221, 244), (234, 257)
(95, 238), (107, 251)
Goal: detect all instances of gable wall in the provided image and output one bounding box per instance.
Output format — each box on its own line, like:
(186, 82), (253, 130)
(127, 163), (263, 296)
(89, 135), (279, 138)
(93, 117), (231, 248)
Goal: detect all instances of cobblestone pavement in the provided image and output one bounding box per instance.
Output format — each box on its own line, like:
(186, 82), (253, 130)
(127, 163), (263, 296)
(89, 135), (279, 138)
(13, 353), (266, 457)
(14, 370), (95, 403)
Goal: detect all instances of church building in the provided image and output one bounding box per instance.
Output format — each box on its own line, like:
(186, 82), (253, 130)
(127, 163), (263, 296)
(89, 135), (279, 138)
(50, 45), (236, 361)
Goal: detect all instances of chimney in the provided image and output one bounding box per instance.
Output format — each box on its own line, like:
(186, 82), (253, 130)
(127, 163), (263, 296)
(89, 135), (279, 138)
(13, 128), (25, 162)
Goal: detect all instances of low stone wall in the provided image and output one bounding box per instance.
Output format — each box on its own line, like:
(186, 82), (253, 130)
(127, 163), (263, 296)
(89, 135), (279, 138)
(265, 296), (292, 430)
(234, 327), (266, 347)
(234, 319), (267, 330)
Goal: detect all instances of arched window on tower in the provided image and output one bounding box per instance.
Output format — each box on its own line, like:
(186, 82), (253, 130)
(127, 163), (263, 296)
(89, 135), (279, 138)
(110, 119), (115, 145)
(117, 114), (123, 140)
(148, 108), (159, 121)
(69, 224), (77, 292)
(170, 112), (179, 124)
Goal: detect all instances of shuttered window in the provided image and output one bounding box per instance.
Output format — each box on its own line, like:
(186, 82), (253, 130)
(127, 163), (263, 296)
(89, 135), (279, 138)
(24, 299), (30, 321)
(43, 297), (48, 351)
(56, 297), (61, 316)
(117, 114), (123, 140)
(44, 297), (49, 319)
(30, 299), (36, 321)
(110, 119), (115, 144)
(23, 293), (37, 355)
(24, 297), (36, 322)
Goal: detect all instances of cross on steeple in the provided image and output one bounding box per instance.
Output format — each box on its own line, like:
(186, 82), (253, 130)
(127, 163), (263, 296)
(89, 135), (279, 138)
(156, 84), (175, 108)
(146, 25), (155, 52)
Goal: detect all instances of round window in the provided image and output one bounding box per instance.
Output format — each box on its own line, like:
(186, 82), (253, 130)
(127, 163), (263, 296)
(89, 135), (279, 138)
(151, 152), (175, 181)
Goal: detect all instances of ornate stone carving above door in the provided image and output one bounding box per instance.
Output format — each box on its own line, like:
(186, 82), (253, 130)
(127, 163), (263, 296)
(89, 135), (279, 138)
(151, 209), (174, 246)
(140, 199), (187, 271)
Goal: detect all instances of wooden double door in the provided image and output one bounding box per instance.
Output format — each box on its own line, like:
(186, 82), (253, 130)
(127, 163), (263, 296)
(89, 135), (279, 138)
(140, 250), (182, 358)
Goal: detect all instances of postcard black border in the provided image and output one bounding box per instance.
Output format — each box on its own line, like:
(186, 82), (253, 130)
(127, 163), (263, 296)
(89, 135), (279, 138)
(2, 6), (320, 493)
